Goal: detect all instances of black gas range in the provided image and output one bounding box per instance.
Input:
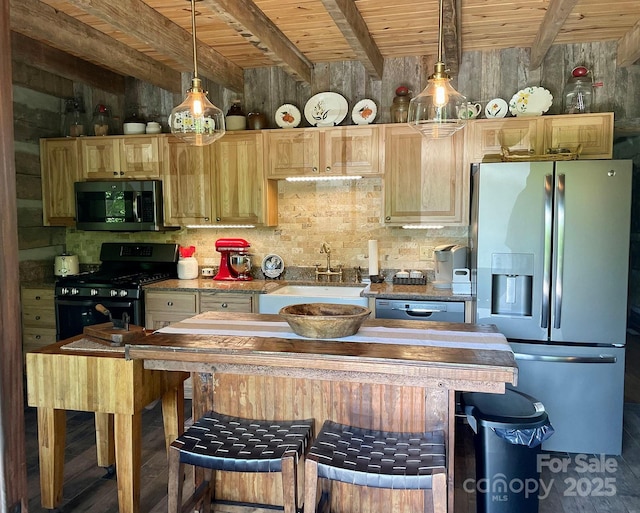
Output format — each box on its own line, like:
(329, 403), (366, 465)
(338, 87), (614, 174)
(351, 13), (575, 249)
(55, 242), (179, 340)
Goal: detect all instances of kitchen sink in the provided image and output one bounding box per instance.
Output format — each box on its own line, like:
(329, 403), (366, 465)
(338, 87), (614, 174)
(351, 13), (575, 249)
(258, 285), (368, 314)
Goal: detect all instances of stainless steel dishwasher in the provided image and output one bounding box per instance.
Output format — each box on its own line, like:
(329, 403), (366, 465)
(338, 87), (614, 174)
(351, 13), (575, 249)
(374, 299), (465, 322)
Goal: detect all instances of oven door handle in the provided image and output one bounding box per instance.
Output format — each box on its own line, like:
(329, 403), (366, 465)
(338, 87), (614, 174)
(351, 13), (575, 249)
(56, 298), (135, 309)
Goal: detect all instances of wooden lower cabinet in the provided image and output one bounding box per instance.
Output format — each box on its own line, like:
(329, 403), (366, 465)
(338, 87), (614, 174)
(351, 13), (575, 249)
(200, 292), (254, 313)
(21, 286), (57, 363)
(144, 290), (199, 329)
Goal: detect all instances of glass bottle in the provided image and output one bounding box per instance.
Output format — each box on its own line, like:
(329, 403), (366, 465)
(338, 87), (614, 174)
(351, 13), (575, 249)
(390, 86), (411, 123)
(92, 104), (111, 136)
(563, 66), (593, 114)
(62, 97), (87, 137)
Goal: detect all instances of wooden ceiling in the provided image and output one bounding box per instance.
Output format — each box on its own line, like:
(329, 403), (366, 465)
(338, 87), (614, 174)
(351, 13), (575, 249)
(9, 0), (640, 93)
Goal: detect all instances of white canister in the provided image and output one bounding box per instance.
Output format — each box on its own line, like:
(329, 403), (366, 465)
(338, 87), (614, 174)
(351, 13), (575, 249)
(54, 254), (79, 276)
(177, 256), (199, 280)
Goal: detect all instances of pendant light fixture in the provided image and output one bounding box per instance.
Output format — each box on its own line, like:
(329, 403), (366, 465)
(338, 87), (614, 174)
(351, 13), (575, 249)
(170, 0), (225, 146)
(407, 0), (468, 138)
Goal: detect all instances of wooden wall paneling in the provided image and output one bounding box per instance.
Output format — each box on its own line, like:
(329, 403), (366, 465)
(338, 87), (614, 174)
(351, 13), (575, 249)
(615, 65), (640, 121)
(11, 60), (74, 99)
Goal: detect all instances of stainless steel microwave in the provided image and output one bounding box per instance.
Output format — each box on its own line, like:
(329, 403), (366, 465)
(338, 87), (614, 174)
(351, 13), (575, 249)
(74, 180), (171, 231)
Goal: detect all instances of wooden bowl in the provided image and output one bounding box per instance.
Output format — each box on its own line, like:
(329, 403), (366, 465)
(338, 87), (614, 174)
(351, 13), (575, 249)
(279, 303), (371, 339)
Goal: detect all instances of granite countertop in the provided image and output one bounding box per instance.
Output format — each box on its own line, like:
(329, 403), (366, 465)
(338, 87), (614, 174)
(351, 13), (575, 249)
(362, 282), (471, 301)
(144, 278), (471, 301)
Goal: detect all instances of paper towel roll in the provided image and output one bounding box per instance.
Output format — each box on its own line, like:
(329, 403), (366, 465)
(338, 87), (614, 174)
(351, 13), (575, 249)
(368, 240), (379, 276)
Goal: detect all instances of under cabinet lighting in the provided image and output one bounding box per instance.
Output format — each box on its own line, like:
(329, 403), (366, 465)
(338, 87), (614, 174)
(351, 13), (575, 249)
(285, 175), (363, 182)
(185, 224), (256, 229)
(402, 224), (445, 230)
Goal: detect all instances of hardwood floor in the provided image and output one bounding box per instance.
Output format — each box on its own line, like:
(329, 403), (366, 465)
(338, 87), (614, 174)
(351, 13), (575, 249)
(23, 334), (640, 513)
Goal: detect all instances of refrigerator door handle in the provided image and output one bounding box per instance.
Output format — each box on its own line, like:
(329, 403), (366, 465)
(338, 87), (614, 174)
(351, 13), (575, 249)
(553, 173), (566, 329)
(541, 174), (553, 329)
(513, 352), (617, 364)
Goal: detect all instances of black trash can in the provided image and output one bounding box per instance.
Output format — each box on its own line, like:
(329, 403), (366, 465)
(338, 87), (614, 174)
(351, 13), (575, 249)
(462, 388), (554, 513)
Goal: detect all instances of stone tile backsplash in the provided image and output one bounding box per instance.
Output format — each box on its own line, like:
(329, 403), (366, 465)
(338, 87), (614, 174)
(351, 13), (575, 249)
(65, 178), (469, 278)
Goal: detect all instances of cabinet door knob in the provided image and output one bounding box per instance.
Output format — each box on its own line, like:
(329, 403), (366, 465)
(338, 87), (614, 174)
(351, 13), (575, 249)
(35, 296), (41, 300)
(120, 171), (125, 176)
(167, 301), (174, 306)
(113, 171), (119, 176)
(35, 315), (41, 320)
(385, 216), (391, 221)
(204, 217), (210, 222)
(312, 167), (318, 173)
(325, 166), (331, 173)
(221, 303), (228, 308)
(35, 335), (41, 340)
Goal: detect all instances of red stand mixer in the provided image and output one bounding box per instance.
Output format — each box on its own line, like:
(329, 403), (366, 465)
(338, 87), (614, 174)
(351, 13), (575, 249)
(214, 238), (252, 281)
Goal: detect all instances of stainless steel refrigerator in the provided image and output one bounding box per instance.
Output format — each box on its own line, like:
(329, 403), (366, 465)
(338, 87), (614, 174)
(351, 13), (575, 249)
(471, 159), (632, 455)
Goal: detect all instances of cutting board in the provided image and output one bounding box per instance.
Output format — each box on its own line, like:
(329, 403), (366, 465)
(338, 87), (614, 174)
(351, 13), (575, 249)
(83, 322), (146, 346)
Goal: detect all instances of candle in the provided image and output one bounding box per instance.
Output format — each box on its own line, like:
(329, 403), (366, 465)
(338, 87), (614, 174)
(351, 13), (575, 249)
(368, 240), (379, 276)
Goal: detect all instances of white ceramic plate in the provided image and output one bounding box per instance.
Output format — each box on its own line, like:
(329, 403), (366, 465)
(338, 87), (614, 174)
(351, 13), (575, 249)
(304, 92), (348, 127)
(274, 104), (301, 128)
(351, 99), (377, 125)
(261, 254), (285, 279)
(484, 98), (509, 118)
(509, 87), (553, 117)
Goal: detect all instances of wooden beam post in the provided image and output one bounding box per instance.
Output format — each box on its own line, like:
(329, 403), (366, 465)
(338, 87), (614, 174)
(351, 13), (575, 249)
(617, 20), (640, 67)
(0, 0), (28, 510)
(530, 0), (579, 70)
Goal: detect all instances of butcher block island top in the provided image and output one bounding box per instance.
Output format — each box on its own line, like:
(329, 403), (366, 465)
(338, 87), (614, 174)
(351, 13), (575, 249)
(126, 312), (516, 513)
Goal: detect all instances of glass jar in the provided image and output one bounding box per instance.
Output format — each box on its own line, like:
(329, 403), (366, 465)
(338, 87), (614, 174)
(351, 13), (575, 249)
(563, 67), (593, 114)
(62, 97), (87, 137)
(390, 86), (411, 123)
(92, 104), (111, 136)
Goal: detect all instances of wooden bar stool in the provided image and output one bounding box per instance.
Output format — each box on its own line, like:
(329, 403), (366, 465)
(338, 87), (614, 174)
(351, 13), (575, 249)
(304, 420), (447, 513)
(168, 411), (314, 513)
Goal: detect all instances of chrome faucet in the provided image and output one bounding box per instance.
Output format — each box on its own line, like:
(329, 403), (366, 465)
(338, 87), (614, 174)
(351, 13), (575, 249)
(315, 242), (343, 282)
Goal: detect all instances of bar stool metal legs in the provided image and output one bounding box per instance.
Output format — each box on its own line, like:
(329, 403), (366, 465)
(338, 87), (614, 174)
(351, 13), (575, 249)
(168, 411), (313, 513)
(304, 420), (447, 513)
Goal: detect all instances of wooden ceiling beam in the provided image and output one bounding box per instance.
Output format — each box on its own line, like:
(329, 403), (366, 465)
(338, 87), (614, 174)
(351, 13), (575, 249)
(530, 0), (579, 70)
(202, 0), (313, 83)
(617, 20), (640, 67)
(9, 0), (181, 93)
(11, 32), (125, 95)
(64, 0), (243, 93)
(441, 0), (460, 76)
(319, 0), (384, 80)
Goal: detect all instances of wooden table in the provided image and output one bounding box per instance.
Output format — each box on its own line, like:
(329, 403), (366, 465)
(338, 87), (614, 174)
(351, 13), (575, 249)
(126, 312), (518, 513)
(26, 336), (189, 513)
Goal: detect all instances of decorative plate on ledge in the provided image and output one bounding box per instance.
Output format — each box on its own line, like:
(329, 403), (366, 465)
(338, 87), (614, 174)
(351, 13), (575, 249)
(304, 92), (348, 127)
(509, 87), (553, 117)
(275, 104), (301, 128)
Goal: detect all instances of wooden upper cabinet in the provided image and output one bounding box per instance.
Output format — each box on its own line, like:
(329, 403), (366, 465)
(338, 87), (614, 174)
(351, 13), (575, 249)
(467, 112), (614, 162)
(323, 126), (382, 176)
(266, 129), (320, 178)
(80, 135), (162, 179)
(541, 112), (613, 159)
(384, 125), (467, 226)
(162, 136), (213, 226)
(212, 132), (277, 226)
(467, 118), (541, 162)
(40, 138), (81, 226)
(265, 125), (381, 178)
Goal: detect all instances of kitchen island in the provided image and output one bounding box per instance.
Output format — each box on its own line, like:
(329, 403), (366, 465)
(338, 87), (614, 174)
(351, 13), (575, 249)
(127, 312), (516, 513)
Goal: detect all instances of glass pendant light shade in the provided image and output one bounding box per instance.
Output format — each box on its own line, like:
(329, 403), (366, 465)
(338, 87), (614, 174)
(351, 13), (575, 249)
(170, 0), (225, 146)
(407, 0), (468, 138)
(408, 70), (468, 138)
(171, 78), (225, 146)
